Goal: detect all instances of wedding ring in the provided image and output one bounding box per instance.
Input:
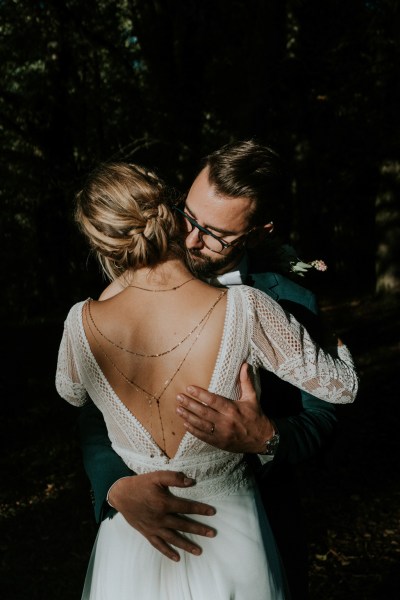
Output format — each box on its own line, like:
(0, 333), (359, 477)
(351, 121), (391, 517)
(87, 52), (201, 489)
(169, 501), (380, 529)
(210, 423), (215, 435)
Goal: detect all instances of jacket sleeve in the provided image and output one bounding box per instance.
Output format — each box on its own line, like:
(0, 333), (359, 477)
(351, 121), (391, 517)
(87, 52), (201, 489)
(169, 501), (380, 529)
(78, 401), (133, 522)
(272, 395), (338, 465)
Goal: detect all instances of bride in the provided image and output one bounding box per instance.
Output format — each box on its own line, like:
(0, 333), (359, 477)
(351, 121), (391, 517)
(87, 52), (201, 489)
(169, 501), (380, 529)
(56, 162), (358, 600)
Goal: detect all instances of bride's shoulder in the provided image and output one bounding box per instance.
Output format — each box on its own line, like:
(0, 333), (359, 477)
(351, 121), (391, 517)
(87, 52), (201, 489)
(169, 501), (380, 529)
(233, 287), (287, 335)
(234, 284), (275, 306)
(64, 299), (89, 325)
(228, 286), (278, 321)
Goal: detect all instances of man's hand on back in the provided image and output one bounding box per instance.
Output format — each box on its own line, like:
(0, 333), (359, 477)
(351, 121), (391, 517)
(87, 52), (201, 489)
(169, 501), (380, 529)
(176, 363), (275, 453)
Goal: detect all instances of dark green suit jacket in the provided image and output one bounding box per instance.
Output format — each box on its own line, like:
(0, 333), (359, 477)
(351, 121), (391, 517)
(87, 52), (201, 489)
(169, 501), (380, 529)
(78, 271), (337, 522)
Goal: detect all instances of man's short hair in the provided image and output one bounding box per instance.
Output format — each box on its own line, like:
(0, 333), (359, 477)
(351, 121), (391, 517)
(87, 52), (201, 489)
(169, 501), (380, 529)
(202, 139), (288, 226)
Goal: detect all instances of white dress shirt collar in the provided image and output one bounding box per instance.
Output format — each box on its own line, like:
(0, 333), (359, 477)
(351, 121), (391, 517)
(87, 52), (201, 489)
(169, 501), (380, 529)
(207, 255), (249, 287)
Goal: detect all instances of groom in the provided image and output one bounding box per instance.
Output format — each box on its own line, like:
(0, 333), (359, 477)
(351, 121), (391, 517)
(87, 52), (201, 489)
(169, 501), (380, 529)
(79, 140), (336, 599)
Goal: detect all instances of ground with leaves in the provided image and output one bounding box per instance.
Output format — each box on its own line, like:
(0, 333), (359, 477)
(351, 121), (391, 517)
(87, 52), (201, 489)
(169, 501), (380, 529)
(1, 292), (399, 600)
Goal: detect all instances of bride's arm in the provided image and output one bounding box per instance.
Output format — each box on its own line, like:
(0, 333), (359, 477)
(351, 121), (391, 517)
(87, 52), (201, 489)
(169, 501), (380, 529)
(248, 287), (359, 404)
(55, 310), (87, 407)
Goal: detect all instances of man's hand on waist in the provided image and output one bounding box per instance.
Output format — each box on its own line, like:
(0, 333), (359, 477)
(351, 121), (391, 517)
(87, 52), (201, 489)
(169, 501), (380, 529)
(107, 470), (216, 562)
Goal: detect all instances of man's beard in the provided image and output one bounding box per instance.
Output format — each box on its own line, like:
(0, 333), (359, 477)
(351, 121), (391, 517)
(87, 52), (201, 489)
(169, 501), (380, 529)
(186, 247), (243, 279)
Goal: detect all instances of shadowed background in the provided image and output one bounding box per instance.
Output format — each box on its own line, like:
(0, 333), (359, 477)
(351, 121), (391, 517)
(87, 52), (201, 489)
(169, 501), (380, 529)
(1, 1), (399, 598)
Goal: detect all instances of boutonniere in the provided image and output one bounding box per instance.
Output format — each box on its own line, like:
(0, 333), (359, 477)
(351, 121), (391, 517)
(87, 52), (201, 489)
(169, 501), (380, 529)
(290, 258), (328, 277)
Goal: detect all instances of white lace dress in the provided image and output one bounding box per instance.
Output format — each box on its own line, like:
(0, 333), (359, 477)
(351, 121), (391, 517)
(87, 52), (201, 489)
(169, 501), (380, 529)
(56, 286), (358, 600)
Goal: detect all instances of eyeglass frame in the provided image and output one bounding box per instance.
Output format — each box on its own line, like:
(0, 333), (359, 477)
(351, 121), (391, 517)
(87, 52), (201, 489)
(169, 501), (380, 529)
(173, 205), (260, 255)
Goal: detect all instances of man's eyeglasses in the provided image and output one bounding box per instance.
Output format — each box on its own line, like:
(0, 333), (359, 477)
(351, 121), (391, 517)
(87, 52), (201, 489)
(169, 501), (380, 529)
(174, 206), (258, 255)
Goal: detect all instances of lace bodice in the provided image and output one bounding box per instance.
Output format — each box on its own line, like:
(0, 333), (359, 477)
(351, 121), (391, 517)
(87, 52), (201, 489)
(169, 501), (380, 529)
(56, 286), (358, 498)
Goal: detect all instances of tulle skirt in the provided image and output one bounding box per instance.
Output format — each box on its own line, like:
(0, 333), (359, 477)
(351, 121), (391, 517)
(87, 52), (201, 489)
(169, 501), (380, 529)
(81, 481), (288, 600)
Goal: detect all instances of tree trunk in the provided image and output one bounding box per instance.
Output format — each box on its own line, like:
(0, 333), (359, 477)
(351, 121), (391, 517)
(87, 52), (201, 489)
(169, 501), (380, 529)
(375, 160), (400, 294)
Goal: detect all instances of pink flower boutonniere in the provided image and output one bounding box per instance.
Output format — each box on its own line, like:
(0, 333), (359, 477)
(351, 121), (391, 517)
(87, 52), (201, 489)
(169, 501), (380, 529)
(290, 258), (328, 277)
(276, 245), (328, 278)
(310, 259), (328, 272)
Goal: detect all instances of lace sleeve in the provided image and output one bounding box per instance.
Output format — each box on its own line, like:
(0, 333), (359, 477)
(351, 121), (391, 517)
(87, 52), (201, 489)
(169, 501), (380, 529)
(55, 317), (88, 407)
(247, 288), (359, 404)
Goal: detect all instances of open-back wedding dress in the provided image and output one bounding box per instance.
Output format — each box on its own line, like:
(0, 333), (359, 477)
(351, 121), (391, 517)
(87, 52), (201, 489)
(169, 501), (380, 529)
(56, 285), (358, 600)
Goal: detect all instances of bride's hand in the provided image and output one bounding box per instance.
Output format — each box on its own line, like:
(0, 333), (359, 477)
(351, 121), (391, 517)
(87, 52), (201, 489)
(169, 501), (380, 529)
(107, 470), (216, 562)
(176, 363), (275, 453)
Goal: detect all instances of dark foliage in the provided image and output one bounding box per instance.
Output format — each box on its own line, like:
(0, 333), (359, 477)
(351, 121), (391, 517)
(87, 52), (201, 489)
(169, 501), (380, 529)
(1, 2), (400, 598)
(1, 0), (400, 323)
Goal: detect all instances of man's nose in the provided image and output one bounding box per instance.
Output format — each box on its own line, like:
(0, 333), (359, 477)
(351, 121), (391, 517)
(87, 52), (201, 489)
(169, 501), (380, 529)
(185, 227), (204, 249)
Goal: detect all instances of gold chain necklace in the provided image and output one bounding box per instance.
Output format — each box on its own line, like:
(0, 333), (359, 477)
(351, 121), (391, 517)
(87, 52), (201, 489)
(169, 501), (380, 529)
(87, 297), (220, 358)
(127, 277), (195, 292)
(84, 290), (226, 454)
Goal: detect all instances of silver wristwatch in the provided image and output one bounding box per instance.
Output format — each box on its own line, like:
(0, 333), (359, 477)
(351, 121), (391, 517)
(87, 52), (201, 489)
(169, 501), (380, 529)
(262, 429), (280, 456)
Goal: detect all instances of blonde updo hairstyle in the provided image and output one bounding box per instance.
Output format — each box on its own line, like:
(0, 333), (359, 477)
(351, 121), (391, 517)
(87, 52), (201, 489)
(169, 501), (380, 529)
(75, 162), (183, 280)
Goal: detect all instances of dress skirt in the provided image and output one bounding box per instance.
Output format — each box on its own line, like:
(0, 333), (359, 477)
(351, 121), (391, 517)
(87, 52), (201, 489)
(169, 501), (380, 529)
(81, 479), (288, 600)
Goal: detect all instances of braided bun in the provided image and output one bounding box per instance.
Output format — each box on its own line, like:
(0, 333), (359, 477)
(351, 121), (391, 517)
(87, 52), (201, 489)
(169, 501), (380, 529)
(75, 162), (183, 280)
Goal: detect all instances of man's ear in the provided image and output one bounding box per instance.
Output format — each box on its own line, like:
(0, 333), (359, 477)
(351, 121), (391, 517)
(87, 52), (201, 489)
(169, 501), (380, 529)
(247, 222), (274, 248)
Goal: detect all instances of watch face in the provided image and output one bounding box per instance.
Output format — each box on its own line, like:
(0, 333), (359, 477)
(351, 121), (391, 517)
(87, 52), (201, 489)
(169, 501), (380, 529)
(265, 433), (280, 455)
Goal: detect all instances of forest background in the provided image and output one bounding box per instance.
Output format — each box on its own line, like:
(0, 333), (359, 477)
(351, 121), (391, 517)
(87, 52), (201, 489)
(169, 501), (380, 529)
(1, 1), (399, 599)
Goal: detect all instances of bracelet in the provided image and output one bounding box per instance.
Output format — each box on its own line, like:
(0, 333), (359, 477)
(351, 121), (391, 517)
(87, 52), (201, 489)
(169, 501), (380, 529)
(106, 476), (134, 509)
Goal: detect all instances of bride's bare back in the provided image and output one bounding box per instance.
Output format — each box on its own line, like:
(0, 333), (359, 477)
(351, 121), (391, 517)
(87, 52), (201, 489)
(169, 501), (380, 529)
(84, 274), (227, 459)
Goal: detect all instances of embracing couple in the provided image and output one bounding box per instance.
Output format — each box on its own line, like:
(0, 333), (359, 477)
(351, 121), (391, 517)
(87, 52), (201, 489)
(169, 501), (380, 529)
(56, 140), (358, 599)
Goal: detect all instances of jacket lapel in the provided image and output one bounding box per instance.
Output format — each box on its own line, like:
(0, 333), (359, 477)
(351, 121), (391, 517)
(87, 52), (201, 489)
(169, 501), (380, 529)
(249, 271), (281, 302)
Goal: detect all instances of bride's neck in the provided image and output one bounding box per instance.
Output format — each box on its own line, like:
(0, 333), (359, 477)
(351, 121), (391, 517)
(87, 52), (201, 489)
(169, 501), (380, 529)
(124, 259), (194, 288)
